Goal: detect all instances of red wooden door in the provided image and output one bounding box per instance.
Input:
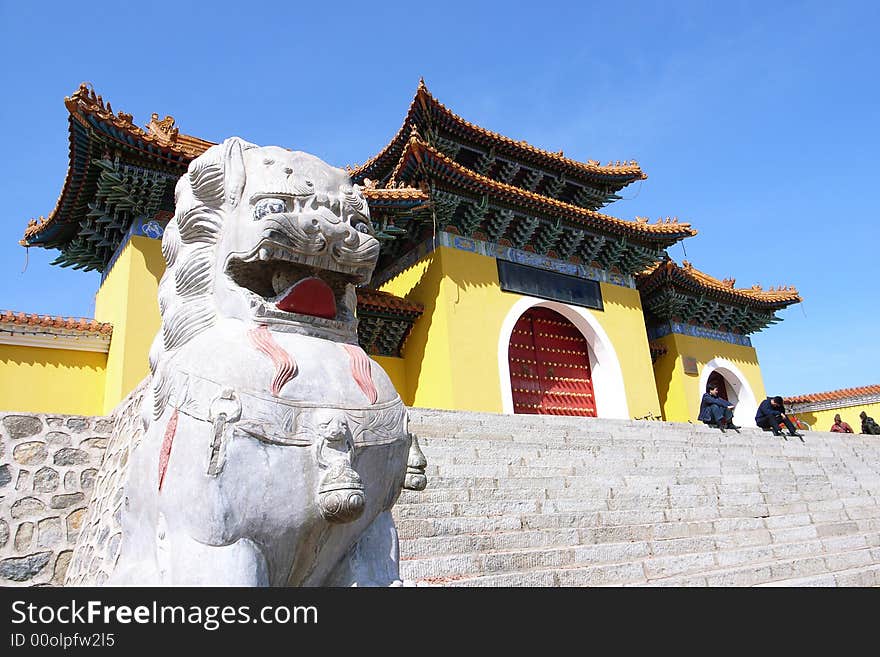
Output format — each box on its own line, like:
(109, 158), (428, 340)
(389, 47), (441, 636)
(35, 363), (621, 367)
(508, 307), (597, 417)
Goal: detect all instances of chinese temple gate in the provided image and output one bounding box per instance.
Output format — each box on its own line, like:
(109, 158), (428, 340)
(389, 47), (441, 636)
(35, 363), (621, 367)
(9, 80), (802, 423)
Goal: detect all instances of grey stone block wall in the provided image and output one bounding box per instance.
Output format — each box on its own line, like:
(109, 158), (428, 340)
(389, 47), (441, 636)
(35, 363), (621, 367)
(0, 412), (111, 586)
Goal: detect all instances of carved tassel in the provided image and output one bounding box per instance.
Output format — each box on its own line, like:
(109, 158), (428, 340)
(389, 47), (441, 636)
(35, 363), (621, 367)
(158, 409), (179, 492)
(248, 325), (297, 396)
(342, 343), (378, 404)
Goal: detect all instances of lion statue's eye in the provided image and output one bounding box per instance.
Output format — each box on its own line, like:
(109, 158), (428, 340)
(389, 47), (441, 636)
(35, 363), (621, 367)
(355, 222), (372, 234)
(253, 198), (287, 221)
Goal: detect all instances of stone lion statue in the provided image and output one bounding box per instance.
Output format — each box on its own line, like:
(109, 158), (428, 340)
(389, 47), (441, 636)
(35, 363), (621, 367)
(65, 138), (427, 586)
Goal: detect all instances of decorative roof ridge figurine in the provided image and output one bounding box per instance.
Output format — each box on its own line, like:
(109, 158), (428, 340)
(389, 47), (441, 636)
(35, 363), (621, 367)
(65, 138), (427, 586)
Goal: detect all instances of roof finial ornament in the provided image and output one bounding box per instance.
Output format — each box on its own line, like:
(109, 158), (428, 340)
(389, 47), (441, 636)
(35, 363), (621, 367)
(147, 112), (179, 144)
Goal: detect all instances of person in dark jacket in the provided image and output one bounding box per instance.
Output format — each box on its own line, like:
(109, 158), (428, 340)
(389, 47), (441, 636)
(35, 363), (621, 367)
(698, 384), (740, 432)
(860, 411), (880, 435)
(756, 396), (803, 440)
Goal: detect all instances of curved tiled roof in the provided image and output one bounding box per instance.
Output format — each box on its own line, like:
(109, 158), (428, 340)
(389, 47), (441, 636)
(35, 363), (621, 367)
(638, 259), (801, 308)
(0, 310), (113, 335)
(64, 82), (213, 159)
(785, 385), (880, 405)
(355, 288), (424, 317)
(23, 83), (426, 247)
(349, 79), (647, 185)
(22, 83), (211, 245)
(361, 185), (430, 205)
(388, 135), (695, 245)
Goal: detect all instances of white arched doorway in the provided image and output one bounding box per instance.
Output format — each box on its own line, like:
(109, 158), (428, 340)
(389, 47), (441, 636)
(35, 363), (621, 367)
(699, 357), (759, 427)
(498, 296), (629, 419)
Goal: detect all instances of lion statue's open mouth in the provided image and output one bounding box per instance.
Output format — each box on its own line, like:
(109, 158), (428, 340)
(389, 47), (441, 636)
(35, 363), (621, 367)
(224, 203), (374, 327)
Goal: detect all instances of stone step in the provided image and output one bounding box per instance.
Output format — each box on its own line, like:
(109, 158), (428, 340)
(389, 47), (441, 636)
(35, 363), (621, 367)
(397, 482), (877, 505)
(634, 544), (880, 587)
(398, 508), (880, 559)
(416, 438), (880, 464)
(396, 408), (880, 586)
(401, 532), (880, 587)
(413, 425), (880, 449)
(392, 492), (880, 521)
(753, 562), (880, 587)
(409, 408), (880, 440)
(404, 469), (878, 492)
(394, 504), (880, 541)
(398, 520), (880, 580)
(416, 446), (880, 475)
(428, 548), (880, 588)
(399, 478), (879, 502)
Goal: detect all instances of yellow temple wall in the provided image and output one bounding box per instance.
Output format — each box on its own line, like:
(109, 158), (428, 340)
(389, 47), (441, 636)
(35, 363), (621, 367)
(652, 331), (767, 425)
(380, 249), (455, 409)
(0, 344), (106, 415)
(793, 402), (880, 433)
(94, 236), (164, 414)
(598, 283), (661, 419)
(372, 356), (409, 405)
(381, 245), (660, 417)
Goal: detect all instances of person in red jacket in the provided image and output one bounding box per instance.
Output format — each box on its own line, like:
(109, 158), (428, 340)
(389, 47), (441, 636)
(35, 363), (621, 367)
(829, 414), (854, 433)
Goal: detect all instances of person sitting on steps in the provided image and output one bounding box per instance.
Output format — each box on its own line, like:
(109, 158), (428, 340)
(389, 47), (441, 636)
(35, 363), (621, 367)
(860, 411), (880, 435)
(829, 414), (854, 433)
(756, 395), (804, 441)
(698, 383), (740, 433)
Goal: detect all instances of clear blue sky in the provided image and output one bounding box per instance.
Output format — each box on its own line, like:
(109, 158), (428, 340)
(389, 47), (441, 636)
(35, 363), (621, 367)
(1, 0), (877, 397)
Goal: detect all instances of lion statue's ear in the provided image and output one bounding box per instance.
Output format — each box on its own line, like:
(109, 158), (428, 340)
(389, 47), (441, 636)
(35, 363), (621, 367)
(223, 137), (254, 207)
(187, 136), (255, 208)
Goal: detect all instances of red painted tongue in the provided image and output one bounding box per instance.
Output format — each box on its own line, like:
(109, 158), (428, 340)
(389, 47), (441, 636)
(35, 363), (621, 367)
(276, 277), (337, 319)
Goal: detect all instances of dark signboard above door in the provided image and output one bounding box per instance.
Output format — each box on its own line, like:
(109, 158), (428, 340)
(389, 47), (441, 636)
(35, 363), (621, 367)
(497, 260), (604, 311)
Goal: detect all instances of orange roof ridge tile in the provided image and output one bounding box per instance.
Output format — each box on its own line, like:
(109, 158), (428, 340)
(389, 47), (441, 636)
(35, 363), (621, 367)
(362, 187), (429, 202)
(389, 136), (695, 239)
(0, 309), (113, 335)
(349, 80), (648, 182)
(355, 288), (424, 316)
(22, 84), (217, 244)
(680, 260), (801, 302)
(638, 258), (801, 305)
(65, 82), (214, 159)
(785, 384), (880, 405)
(414, 81), (647, 178)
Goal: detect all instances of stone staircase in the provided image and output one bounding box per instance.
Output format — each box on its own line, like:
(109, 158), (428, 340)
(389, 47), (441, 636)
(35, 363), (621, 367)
(393, 409), (880, 586)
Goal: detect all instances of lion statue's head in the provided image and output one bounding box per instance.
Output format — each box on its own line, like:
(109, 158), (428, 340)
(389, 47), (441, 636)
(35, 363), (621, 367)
(148, 137), (380, 420)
